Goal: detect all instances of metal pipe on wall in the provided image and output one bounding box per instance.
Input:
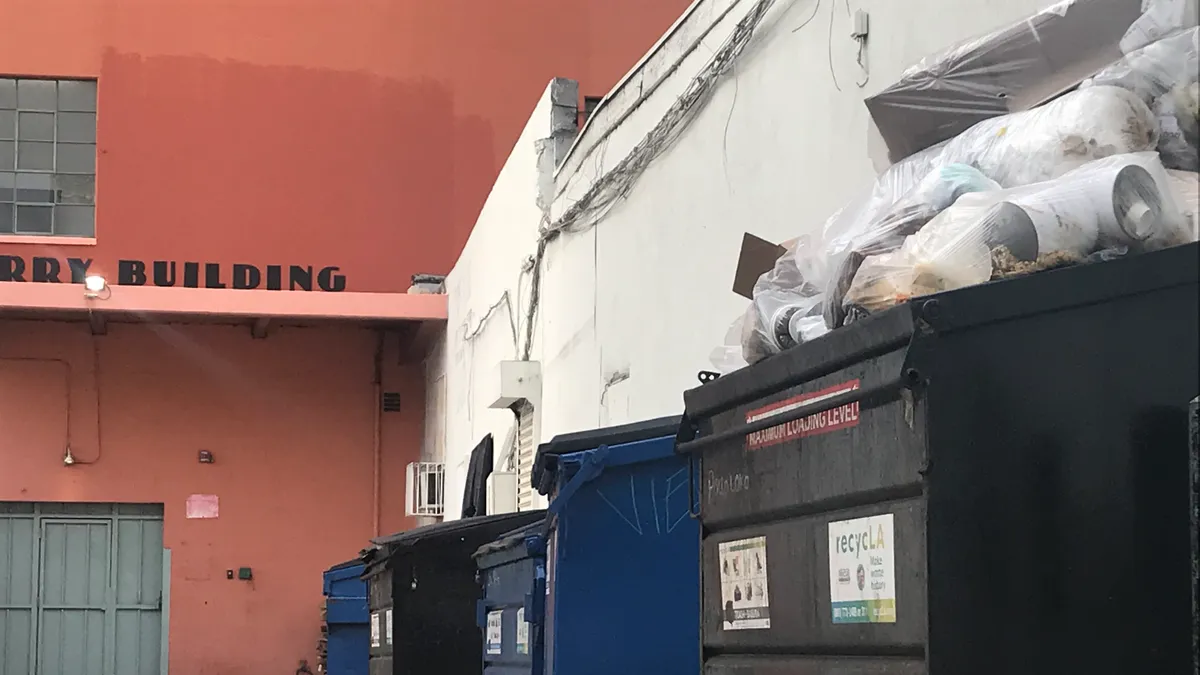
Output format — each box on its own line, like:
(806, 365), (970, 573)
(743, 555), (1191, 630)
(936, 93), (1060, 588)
(372, 331), (384, 537)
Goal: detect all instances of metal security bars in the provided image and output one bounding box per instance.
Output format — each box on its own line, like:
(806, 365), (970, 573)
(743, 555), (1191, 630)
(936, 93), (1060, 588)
(405, 462), (446, 517)
(0, 78), (98, 237)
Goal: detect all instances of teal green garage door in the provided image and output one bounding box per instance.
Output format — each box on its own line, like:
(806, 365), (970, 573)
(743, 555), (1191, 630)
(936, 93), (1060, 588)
(0, 503), (168, 675)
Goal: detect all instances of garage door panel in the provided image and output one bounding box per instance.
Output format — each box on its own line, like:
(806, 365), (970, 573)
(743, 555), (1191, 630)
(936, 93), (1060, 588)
(41, 522), (110, 608)
(0, 516), (35, 605)
(115, 609), (162, 675)
(1, 505), (164, 674)
(38, 609), (106, 675)
(117, 519), (163, 605)
(0, 514), (36, 675)
(0, 609), (34, 675)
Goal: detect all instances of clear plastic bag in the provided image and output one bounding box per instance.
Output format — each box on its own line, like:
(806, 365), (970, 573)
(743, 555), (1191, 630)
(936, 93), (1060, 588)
(822, 164), (1001, 328)
(1120, 0), (1199, 54)
(1166, 168), (1200, 238)
(841, 152), (1190, 314)
(1085, 27), (1199, 170)
(709, 313), (751, 375)
(865, 0), (1144, 162)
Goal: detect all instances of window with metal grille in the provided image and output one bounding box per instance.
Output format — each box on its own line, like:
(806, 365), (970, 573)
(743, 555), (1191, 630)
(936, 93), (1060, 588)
(514, 400), (536, 511)
(405, 462), (445, 517)
(0, 77), (98, 237)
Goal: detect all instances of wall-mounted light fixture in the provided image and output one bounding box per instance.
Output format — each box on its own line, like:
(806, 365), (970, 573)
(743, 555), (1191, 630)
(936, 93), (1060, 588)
(63, 445), (76, 466)
(83, 275), (108, 299)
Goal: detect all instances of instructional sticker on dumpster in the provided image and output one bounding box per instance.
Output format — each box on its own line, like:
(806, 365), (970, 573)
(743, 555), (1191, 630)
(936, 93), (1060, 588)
(385, 608), (392, 645)
(516, 607), (529, 655)
(486, 610), (503, 655)
(829, 513), (896, 624)
(718, 536), (771, 630)
(370, 612), (381, 647)
(744, 379), (861, 450)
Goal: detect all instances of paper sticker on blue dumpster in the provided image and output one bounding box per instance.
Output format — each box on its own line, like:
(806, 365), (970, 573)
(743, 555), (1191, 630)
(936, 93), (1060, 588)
(516, 607), (529, 655)
(829, 513), (897, 624)
(718, 536), (771, 630)
(486, 610), (503, 655)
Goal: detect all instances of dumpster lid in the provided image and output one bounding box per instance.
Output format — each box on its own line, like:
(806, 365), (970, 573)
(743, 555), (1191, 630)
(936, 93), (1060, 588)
(681, 243), (1200, 436)
(360, 511), (546, 575)
(323, 559), (365, 582)
(471, 518), (546, 561)
(532, 416), (681, 496)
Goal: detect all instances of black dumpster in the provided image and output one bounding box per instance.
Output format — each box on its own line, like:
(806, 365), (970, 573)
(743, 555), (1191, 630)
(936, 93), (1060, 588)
(362, 512), (544, 675)
(678, 243), (1199, 675)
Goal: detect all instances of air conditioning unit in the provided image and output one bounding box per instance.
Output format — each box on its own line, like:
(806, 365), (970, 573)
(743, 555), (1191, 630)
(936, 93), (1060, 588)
(486, 472), (518, 515)
(405, 462), (445, 517)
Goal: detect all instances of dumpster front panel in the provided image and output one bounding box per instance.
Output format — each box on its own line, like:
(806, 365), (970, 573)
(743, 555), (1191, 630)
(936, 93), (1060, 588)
(548, 434), (701, 675)
(323, 561), (369, 675)
(365, 565), (393, 675)
(478, 535), (540, 675)
(921, 273), (1198, 675)
(684, 244), (1199, 675)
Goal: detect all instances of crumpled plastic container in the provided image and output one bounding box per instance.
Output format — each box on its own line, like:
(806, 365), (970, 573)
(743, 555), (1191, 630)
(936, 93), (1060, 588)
(841, 152), (1192, 315)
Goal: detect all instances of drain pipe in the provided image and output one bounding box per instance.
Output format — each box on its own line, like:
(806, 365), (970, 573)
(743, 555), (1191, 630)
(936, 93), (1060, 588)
(372, 331), (384, 537)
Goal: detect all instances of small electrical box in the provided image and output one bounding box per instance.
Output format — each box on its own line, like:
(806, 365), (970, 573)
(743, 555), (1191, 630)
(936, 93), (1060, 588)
(237, 567), (253, 581)
(198, 450), (214, 464)
(852, 9), (869, 39)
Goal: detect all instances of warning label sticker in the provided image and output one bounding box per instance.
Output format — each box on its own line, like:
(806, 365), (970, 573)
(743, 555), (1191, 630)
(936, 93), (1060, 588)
(718, 536), (771, 630)
(829, 513), (897, 624)
(745, 380), (861, 450)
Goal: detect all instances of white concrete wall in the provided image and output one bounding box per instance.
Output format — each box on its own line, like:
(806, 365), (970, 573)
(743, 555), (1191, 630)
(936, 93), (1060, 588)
(431, 0), (1059, 515)
(425, 79), (576, 517)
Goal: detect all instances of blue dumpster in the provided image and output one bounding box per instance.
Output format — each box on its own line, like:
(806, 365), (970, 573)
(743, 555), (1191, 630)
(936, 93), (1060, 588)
(474, 520), (547, 675)
(322, 559), (369, 675)
(486, 415), (698, 675)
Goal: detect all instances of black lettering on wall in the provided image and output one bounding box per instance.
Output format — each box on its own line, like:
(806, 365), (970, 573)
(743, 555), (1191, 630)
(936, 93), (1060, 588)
(266, 265), (282, 291)
(32, 257), (61, 283)
(317, 266), (346, 292)
(1, 257), (348, 290)
(289, 265), (312, 291)
(153, 261), (176, 287)
(232, 264), (261, 290)
(118, 260), (147, 286)
(1, 256), (26, 282)
(67, 258), (92, 284)
(204, 263), (226, 289)
(183, 262), (200, 288)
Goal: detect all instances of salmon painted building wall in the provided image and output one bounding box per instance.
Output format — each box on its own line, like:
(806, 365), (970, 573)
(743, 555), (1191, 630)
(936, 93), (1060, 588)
(0, 0), (690, 671)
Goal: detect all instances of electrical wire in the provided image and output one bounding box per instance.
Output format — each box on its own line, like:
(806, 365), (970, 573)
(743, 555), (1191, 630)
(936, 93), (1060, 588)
(520, 0), (780, 360)
(827, 0), (842, 92)
(791, 0), (821, 33)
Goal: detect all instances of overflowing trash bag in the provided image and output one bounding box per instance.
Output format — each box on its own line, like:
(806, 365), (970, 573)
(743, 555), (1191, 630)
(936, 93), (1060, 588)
(1083, 27), (1200, 170)
(841, 153), (1189, 316)
(725, 0), (1200, 368)
(744, 85), (1161, 363)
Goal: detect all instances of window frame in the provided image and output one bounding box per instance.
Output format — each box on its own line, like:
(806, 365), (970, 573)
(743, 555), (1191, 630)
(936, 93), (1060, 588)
(0, 76), (98, 240)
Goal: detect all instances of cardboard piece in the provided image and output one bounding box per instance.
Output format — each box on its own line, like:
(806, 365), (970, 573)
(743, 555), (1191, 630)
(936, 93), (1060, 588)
(732, 233), (793, 299)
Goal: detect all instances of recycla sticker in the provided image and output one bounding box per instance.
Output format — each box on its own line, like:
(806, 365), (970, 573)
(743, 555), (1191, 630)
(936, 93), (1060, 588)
(828, 513), (897, 624)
